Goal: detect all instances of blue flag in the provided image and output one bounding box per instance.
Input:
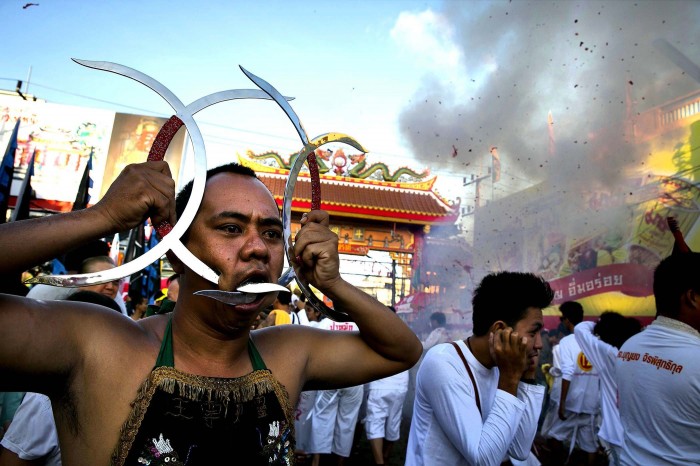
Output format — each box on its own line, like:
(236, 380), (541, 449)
(51, 258), (67, 275)
(142, 228), (161, 305)
(0, 120), (20, 224)
(126, 222), (161, 305)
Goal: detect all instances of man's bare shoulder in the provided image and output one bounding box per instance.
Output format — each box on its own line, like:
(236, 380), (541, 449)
(252, 324), (319, 354)
(66, 301), (167, 348)
(135, 313), (171, 339)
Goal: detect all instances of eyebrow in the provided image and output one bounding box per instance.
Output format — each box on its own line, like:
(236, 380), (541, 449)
(213, 211), (283, 229)
(531, 322), (543, 332)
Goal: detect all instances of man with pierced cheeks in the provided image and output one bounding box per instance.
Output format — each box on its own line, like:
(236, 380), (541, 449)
(406, 271), (552, 466)
(0, 161), (422, 465)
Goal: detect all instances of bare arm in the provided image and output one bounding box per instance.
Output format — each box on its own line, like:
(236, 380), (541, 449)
(0, 162), (175, 274)
(0, 447), (38, 466)
(0, 162), (175, 392)
(291, 210), (422, 388)
(0, 295), (120, 393)
(558, 379), (571, 420)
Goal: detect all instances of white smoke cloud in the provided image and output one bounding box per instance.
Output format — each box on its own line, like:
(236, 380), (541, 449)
(394, 1), (700, 184)
(391, 0), (700, 286)
(391, 9), (464, 74)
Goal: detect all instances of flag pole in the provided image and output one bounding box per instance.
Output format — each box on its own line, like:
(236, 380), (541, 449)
(10, 149), (36, 222)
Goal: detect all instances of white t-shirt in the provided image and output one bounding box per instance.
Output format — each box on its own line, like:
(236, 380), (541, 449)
(616, 317), (700, 465)
(574, 321), (624, 448)
(422, 327), (451, 351)
(550, 343), (562, 403)
(0, 393), (61, 466)
(294, 309), (309, 325)
(27, 284), (126, 315)
(26, 284), (74, 300)
(558, 333), (600, 414)
(317, 319), (359, 332)
(406, 340), (544, 466)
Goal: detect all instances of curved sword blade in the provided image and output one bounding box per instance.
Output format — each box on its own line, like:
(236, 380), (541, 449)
(239, 66), (310, 145)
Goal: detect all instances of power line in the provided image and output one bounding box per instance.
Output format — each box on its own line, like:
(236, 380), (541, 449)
(0, 78), (428, 163)
(0, 78), (306, 145)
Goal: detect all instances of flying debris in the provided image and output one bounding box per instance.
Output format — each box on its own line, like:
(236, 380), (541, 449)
(22, 3), (39, 8)
(452, 145), (458, 158)
(453, 260), (470, 273)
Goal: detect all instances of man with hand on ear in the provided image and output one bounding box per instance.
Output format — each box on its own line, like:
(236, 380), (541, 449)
(406, 271), (553, 466)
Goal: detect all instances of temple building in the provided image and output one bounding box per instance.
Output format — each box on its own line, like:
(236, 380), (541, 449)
(238, 149), (470, 331)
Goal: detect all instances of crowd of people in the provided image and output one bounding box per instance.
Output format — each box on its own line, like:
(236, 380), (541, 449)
(0, 160), (698, 465)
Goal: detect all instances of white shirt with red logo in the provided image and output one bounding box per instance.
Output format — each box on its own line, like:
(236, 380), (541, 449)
(616, 317), (700, 465)
(558, 333), (600, 414)
(317, 319), (359, 332)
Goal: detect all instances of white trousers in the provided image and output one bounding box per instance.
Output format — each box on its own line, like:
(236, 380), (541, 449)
(307, 385), (364, 457)
(294, 389), (317, 454)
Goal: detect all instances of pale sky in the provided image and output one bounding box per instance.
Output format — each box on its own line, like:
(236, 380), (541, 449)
(2, 0), (698, 211)
(0, 0), (469, 197)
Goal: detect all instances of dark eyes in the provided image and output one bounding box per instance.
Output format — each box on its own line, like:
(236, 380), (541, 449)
(219, 224), (242, 234)
(218, 224), (282, 240)
(263, 230), (283, 240)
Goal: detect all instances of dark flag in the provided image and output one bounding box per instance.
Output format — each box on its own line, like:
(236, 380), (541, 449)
(10, 149), (36, 222)
(123, 222), (146, 266)
(125, 222), (161, 305)
(667, 216), (692, 255)
(0, 119), (20, 224)
(124, 222), (146, 305)
(72, 149), (93, 211)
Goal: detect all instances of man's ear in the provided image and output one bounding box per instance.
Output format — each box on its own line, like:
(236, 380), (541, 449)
(166, 250), (185, 274)
(685, 289), (700, 311)
(488, 320), (508, 334)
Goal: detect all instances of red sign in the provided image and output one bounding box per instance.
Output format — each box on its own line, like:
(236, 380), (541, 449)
(548, 263), (653, 304)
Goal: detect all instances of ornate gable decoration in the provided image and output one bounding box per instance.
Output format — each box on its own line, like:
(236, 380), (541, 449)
(242, 148), (430, 183)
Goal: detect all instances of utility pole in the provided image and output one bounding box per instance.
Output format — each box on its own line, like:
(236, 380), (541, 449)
(462, 170), (491, 214)
(391, 258), (397, 307)
(459, 156), (492, 243)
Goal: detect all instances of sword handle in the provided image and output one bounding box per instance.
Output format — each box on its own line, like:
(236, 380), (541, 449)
(147, 115), (184, 239)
